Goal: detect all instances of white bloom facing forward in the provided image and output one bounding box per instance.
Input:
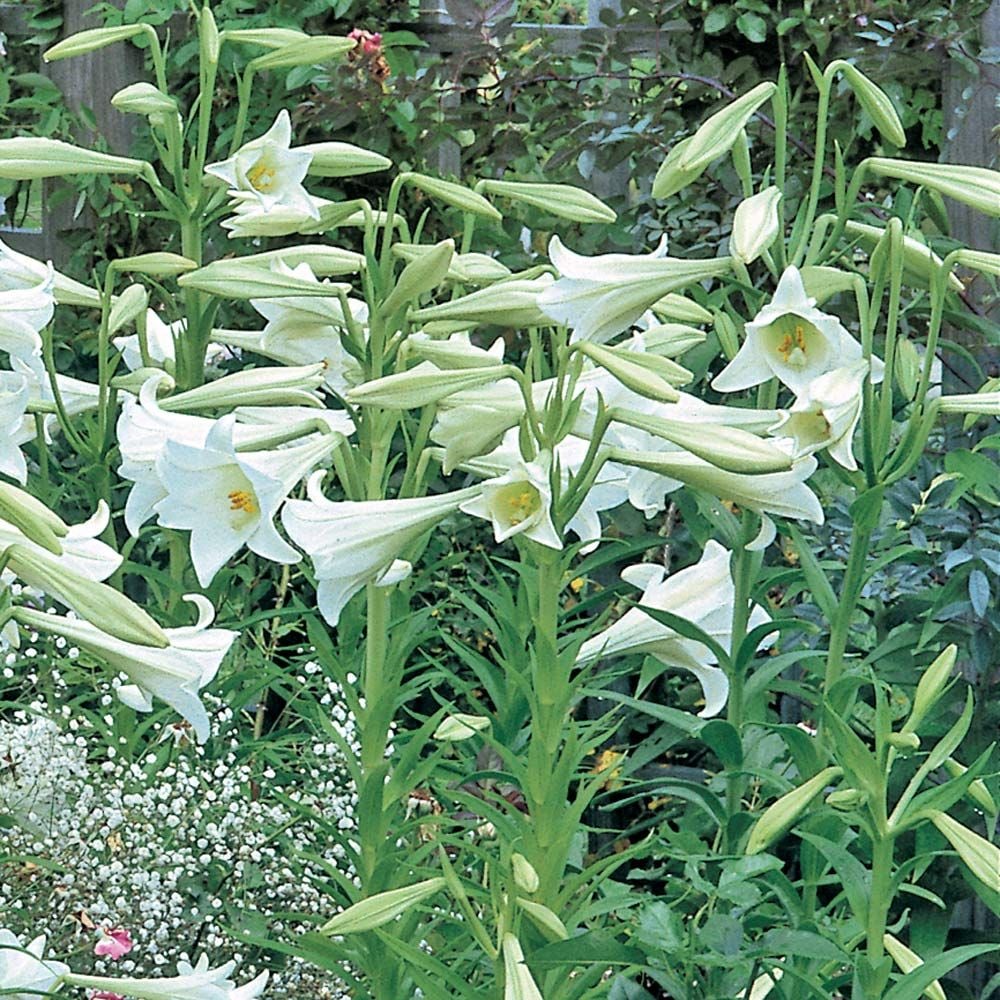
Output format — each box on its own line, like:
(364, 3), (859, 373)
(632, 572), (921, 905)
(576, 540), (772, 717)
(713, 266), (881, 395)
(205, 109), (318, 219)
(539, 236), (731, 344)
(63, 953), (268, 1000)
(282, 475), (481, 627)
(773, 360), (868, 470)
(15, 595), (236, 743)
(0, 929), (69, 999)
(155, 414), (337, 587)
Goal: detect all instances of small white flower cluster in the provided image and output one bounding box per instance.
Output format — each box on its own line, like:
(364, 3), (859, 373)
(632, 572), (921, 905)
(0, 641), (359, 999)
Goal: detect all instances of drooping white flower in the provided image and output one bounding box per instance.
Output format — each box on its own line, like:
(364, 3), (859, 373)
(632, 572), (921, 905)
(282, 475), (481, 626)
(772, 360), (868, 470)
(713, 266), (882, 395)
(576, 540), (773, 717)
(114, 308), (183, 371)
(0, 929), (68, 999)
(0, 374), (32, 483)
(63, 952), (268, 999)
(0, 357), (100, 418)
(538, 236), (731, 344)
(218, 195), (336, 239)
(154, 415), (337, 586)
(15, 595), (236, 743)
(0, 263), (54, 379)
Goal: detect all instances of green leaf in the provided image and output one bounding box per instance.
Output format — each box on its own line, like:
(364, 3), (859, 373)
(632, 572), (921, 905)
(883, 944), (1000, 1000)
(787, 524), (838, 620)
(735, 12), (768, 43)
(823, 707), (883, 795)
(850, 485), (886, 532)
(703, 7), (732, 33)
(636, 604), (731, 672)
(797, 832), (870, 923)
(700, 719), (743, 768)
(530, 931), (645, 968)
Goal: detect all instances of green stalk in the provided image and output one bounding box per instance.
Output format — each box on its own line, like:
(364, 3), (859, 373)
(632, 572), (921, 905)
(790, 79), (831, 268)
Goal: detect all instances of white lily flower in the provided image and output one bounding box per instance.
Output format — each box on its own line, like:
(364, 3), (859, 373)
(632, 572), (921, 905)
(713, 266), (882, 395)
(0, 929), (69, 999)
(0, 236), (99, 306)
(773, 360), (868, 470)
(14, 596), (235, 742)
(577, 540), (772, 717)
(0, 374), (31, 483)
(0, 357), (100, 418)
(0, 263), (54, 379)
(205, 108), (318, 219)
(459, 452), (562, 550)
(64, 952), (268, 999)
(154, 414), (337, 586)
(539, 235), (731, 344)
(219, 195), (338, 238)
(114, 308), (183, 370)
(282, 474), (481, 626)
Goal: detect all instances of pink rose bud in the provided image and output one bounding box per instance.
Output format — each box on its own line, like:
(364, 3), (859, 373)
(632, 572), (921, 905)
(94, 927), (133, 961)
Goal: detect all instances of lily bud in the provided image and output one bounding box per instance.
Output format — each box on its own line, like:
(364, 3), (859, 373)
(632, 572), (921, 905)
(713, 311), (741, 361)
(516, 898), (569, 941)
(680, 82), (777, 174)
(301, 141), (392, 177)
(198, 4), (220, 65)
(886, 732), (921, 751)
(405, 332), (504, 369)
(928, 811), (1000, 893)
(955, 248), (1000, 278)
(222, 27), (310, 48)
(902, 645), (956, 733)
(432, 713), (491, 741)
(605, 346), (693, 386)
(511, 854), (540, 894)
(6, 545), (169, 647)
(0, 481), (67, 553)
(845, 221), (963, 292)
(652, 135), (706, 200)
(943, 758), (998, 816)
(501, 934), (544, 1000)
(576, 343), (680, 403)
(0, 138), (149, 180)
(250, 35), (354, 70)
(113, 253), (197, 278)
(237, 244), (364, 277)
(894, 336), (921, 401)
(402, 172), (502, 221)
(867, 158), (1000, 218)
(44, 24), (149, 61)
(347, 361), (512, 410)
(380, 239), (454, 317)
(653, 293), (713, 324)
(479, 179), (616, 223)
(833, 62), (906, 147)
(159, 365), (325, 412)
(799, 265), (858, 304)
(410, 275), (553, 328)
(731, 186), (782, 264)
(883, 934), (946, 1000)
(178, 260), (350, 300)
(938, 391), (1000, 416)
(826, 788), (868, 810)
(111, 82), (178, 117)
(320, 878), (446, 935)
(746, 766), (843, 854)
(640, 323), (707, 357)
(107, 284), (149, 335)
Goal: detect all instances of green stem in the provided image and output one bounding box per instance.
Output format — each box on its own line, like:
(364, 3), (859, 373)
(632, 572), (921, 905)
(790, 81), (831, 268)
(866, 834), (894, 974)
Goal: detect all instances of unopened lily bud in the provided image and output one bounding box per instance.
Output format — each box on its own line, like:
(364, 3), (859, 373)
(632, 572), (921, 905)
(6, 545), (169, 647)
(0, 138), (149, 180)
(405, 332), (503, 369)
(0, 482), (67, 553)
(112, 367), (175, 395)
(222, 27), (310, 48)
(640, 323), (707, 357)
(199, 4), (220, 65)
(653, 293), (713, 325)
(606, 347), (693, 386)
(938, 391), (1000, 416)
(479, 179), (616, 223)
(895, 336), (921, 400)
(501, 934), (545, 1000)
(652, 135), (706, 200)
(845, 221), (963, 292)
(928, 811), (1000, 893)
(402, 172), (502, 221)
(238, 244), (365, 277)
(348, 361), (512, 410)
(381, 239), (455, 317)
(834, 62), (906, 147)
(731, 186), (782, 264)
(867, 158), (1000, 219)
(433, 713), (491, 741)
(44, 24), (149, 61)
(516, 898), (569, 941)
(250, 35), (354, 70)
(320, 877), (446, 935)
(178, 260), (350, 300)
(159, 365), (325, 412)
(956, 248), (1000, 278)
(825, 787), (868, 810)
(301, 141), (392, 177)
(113, 253), (197, 278)
(902, 645), (956, 733)
(680, 82), (777, 174)
(746, 766), (843, 854)
(887, 732), (921, 751)
(577, 342), (680, 403)
(108, 284), (149, 335)
(714, 312), (741, 361)
(111, 82), (178, 117)
(511, 853), (540, 894)
(799, 265), (859, 304)
(883, 934), (946, 1000)
(944, 758), (998, 816)
(612, 409), (792, 474)
(410, 275), (553, 328)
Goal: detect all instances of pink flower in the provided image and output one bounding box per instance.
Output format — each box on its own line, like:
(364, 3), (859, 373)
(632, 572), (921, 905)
(93, 927), (133, 961)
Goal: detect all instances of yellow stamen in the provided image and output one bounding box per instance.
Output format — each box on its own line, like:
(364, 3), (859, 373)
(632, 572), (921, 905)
(228, 490), (257, 514)
(777, 324), (808, 361)
(247, 161), (277, 193)
(507, 489), (535, 525)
